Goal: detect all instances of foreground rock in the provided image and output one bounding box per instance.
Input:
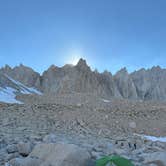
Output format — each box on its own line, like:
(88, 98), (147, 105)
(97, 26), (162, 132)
(17, 142), (33, 157)
(8, 157), (42, 166)
(8, 143), (92, 166)
(29, 143), (91, 166)
(142, 151), (166, 166)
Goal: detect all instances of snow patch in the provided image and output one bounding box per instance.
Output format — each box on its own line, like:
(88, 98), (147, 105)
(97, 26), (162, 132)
(143, 135), (166, 142)
(5, 74), (42, 95)
(101, 99), (111, 103)
(0, 75), (42, 103)
(134, 133), (166, 142)
(0, 87), (22, 104)
(28, 87), (43, 95)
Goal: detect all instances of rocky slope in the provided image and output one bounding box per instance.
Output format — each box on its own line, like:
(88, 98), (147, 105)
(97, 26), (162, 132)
(0, 100), (166, 166)
(1, 59), (166, 101)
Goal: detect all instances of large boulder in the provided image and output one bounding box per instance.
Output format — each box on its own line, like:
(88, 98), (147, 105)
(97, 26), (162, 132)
(17, 142), (33, 157)
(142, 151), (166, 166)
(29, 143), (91, 166)
(7, 145), (18, 154)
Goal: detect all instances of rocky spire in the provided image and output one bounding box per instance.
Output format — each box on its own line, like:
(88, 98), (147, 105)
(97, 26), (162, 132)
(76, 58), (90, 71)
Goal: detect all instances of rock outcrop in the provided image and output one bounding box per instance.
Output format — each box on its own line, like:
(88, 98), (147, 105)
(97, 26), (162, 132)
(142, 151), (166, 166)
(114, 68), (137, 99)
(131, 66), (166, 100)
(29, 143), (91, 166)
(0, 64), (40, 89)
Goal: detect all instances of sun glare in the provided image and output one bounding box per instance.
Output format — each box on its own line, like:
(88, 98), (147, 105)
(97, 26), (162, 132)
(67, 55), (81, 65)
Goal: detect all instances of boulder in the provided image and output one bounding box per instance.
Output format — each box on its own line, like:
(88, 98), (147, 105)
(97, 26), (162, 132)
(7, 145), (18, 154)
(142, 151), (166, 166)
(113, 148), (127, 155)
(129, 121), (136, 129)
(30, 143), (91, 166)
(17, 142), (33, 157)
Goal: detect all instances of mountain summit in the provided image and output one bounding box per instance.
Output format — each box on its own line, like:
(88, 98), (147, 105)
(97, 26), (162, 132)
(1, 59), (166, 102)
(76, 58), (88, 67)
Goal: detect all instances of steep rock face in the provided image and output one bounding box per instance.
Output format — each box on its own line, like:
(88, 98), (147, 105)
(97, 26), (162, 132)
(41, 64), (76, 93)
(0, 73), (12, 88)
(131, 66), (166, 100)
(0, 64), (40, 89)
(41, 59), (120, 98)
(114, 68), (137, 99)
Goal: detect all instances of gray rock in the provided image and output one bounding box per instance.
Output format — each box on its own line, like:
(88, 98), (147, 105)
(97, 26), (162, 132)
(0, 138), (6, 149)
(114, 68), (137, 99)
(17, 142), (33, 157)
(5, 152), (20, 162)
(155, 141), (166, 149)
(30, 143), (91, 166)
(113, 148), (127, 155)
(142, 151), (166, 166)
(7, 145), (18, 154)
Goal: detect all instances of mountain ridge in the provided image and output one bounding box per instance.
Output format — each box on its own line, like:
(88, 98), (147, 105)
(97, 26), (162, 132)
(1, 58), (166, 101)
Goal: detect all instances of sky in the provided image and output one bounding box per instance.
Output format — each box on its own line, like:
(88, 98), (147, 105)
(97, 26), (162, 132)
(0, 0), (166, 74)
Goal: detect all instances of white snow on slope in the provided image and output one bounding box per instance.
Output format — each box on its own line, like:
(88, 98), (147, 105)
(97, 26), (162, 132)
(28, 87), (43, 95)
(0, 75), (42, 103)
(0, 87), (22, 104)
(134, 133), (166, 142)
(5, 74), (42, 95)
(143, 135), (166, 142)
(101, 99), (111, 103)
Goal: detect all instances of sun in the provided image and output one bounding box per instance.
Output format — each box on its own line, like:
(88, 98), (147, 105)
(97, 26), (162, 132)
(67, 55), (81, 65)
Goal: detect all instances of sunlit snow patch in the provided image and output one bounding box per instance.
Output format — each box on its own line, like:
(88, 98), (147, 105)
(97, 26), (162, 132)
(5, 74), (42, 95)
(143, 135), (166, 142)
(101, 99), (111, 103)
(0, 75), (43, 103)
(0, 87), (22, 104)
(134, 133), (166, 142)
(27, 87), (43, 95)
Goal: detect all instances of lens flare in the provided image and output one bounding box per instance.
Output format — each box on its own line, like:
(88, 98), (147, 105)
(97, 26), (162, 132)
(67, 54), (81, 65)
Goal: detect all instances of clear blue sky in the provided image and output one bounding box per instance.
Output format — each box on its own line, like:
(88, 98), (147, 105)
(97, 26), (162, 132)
(0, 0), (166, 74)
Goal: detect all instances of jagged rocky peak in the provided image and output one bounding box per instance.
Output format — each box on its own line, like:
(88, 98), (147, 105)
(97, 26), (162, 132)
(19, 63), (24, 67)
(114, 67), (137, 99)
(131, 68), (146, 75)
(4, 64), (41, 88)
(76, 58), (91, 71)
(4, 64), (12, 70)
(42, 65), (62, 78)
(151, 65), (161, 71)
(102, 70), (113, 77)
(47, 65), (58, 71)
(0, 64), (12, 73)
(93, 69), (98, 73)
(13, 63), (37, 73)
(115, 67), (128, 76)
